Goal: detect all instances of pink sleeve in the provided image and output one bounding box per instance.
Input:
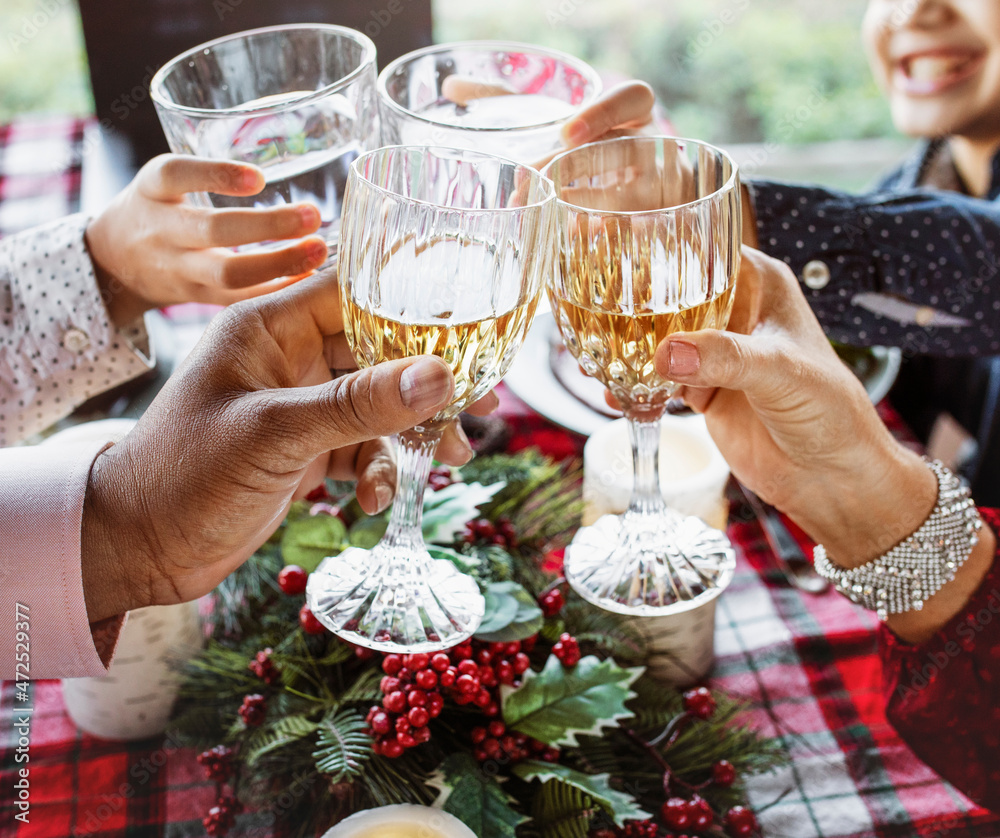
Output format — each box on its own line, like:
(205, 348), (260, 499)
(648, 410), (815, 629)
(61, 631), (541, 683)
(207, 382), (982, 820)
(0, 439), (125, 679)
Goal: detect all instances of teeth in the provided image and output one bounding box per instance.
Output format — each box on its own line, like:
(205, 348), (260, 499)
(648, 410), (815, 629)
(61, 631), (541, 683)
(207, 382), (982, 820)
(906, 55), (969, 81)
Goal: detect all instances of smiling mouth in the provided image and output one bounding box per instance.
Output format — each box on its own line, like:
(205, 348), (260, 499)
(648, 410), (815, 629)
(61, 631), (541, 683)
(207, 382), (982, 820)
(896, 52), (984, 93)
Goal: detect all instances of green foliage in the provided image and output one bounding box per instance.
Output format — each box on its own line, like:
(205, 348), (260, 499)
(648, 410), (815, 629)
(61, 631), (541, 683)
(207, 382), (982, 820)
(280, 515), (347, 572)
(503, 655), (643, 747)
(430, 754), (528, 838)
(312, 708), (373, 782)
(529, 779), (598, 838)
(423, 481), (507, 542)
(246, 715), (319, 766)
(475, 581), (545, 642)
(514, 761), (651, 827)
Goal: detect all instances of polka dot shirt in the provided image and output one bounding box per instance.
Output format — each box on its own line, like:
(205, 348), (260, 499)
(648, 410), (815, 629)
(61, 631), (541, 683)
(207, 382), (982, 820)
(0, 214), (153, 446)
(749, 139), (1000, 359)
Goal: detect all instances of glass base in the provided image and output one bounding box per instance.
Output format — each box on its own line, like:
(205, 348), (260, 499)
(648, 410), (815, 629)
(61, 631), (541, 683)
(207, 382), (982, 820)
(564, 509), (735, 616)
(305, 546), (485, 653)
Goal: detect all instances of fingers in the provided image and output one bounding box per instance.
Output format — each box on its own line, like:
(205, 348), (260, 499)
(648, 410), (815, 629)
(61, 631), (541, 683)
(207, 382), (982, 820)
(464, 390), (499, 417)
(137, 154), (265, 201)
(251, 356), (455, 467)
(561, 81), (655, 146)
(441, 75), (516, 106)
(437, 419), (474, 466)
(344, 439), (397, 515)
(183, 237), (327, 294)
(173, 203), (322, 249)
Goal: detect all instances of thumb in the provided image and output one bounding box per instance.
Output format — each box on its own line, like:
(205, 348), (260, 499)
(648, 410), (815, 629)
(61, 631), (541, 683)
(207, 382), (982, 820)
(658, 329), (795, 402)
(245, 356), (456, 464)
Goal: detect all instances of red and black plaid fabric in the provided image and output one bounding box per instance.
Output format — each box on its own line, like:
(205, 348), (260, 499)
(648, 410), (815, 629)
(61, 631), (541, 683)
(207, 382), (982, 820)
(2, 115), (1000, 837)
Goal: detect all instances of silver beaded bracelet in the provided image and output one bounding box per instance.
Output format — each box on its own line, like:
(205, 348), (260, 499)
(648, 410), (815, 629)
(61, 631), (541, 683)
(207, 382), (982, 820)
(813, 459), (981, 621)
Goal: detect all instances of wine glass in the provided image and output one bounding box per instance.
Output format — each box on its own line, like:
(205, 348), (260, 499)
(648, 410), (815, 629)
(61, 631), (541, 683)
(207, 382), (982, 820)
(306, 145), (556, 651)
(377, 41), (602, 164)
(151, 24), (379, 262)
(542, 136), (740, 616)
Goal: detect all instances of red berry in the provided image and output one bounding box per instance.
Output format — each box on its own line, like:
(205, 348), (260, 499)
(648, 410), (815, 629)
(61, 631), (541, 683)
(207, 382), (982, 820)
(471, 726), (488, 745)
(383, 691), (407, 714)
(539, 588), (565, 617)
(661, 797), (692, 831)
(380, 676), (401, 695)
(415, 669), (438, 689)
(431, 653), (451, 672)
(452, 642), (473, 660)
(304, 484), (330, 502)
(457, 659), (478, 677)
(407, 690), (428, 708)
(689, 795), (714, 830)
(712, 759), (737, 787)
(521, 635), (537, 652)
(682, 686), (716, 720)
(475, 648), (493, 665)
(496, 660), (515, 684)
(405, 653), (430, 671)
(370, 711), (392, 735)
(397, 732), (417, 749)
(484, 700), (500, 717)
(278, 565), (309, 595)
(238, 694), (266, 727)
(381, 738), (404, 759)
(412, 725), (431, 744)
(382, 654), (403, 675)
(426, 692), (444, 718)
(408, 707), (429, 728)
(513, 653), (531, 674)
(483, 738), (501, 758)
(473, 688), (492, 708)
(456, 674), (478, 695)
(440, 667), (457, 688)
(725, 806), (760, 837)
(298, 605), (326, 634)
(394, 716), (411, 734)
(488, 720), (506, 738)
(479, 667), (498, 688)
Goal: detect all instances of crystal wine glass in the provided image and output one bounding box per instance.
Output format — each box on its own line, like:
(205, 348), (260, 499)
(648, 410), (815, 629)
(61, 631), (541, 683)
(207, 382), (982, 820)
(151, 24), (379, 261)
(542, 136), (740, 615)
(306, 145), (556, 651)
(377, 41), (602, 164)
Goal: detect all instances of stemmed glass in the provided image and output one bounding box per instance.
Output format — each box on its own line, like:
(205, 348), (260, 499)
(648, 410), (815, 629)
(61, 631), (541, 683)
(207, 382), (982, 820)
(306, 145), (556, 651)
(151, 24), (379, 261)
(377, 41), (602, 163)
(543, 136), (740, 615)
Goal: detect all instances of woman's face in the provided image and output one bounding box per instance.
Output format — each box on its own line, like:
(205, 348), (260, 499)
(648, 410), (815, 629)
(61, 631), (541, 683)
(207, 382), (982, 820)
(864, 0), (1000, 143)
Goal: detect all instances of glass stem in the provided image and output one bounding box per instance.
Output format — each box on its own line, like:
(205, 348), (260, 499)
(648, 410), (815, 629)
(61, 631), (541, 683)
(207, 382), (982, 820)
(625, 409), (668, 520)
(380, 427), (444, 554)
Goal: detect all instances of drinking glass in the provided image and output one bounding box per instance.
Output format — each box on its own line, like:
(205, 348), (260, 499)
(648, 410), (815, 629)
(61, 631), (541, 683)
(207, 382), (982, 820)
(306, 145), (556, 651)
(543, 136), (740, 615)
(150, 24), (379, 259)
(377, 41), (602, 164)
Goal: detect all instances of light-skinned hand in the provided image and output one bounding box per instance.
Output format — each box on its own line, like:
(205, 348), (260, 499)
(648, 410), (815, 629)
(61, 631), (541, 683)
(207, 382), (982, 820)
(85, 154), (330, 326)
(80, 273), (495, 624)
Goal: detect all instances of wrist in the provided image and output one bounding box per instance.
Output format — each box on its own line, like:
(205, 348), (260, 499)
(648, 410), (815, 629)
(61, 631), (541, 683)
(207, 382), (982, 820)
(81, 445), (151, 622)
(84, 220), (149, 327)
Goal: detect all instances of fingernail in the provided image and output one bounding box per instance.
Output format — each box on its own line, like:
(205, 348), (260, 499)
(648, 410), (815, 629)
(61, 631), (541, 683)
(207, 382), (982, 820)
(298, 204), (320, 228)
(565, 118), (589, 145)
(668, 340), (700, 376)
(400, 358), (452, 411)
(374, 483), (393, 514)
(306, 239), (327, 262)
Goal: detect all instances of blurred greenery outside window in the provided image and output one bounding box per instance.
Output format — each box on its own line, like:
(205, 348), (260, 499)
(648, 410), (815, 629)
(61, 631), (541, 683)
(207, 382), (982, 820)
(0, 0), (908, 188)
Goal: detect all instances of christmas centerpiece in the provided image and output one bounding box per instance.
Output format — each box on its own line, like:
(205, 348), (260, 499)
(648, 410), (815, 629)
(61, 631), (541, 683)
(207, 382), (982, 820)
(170, 451), (785, 837)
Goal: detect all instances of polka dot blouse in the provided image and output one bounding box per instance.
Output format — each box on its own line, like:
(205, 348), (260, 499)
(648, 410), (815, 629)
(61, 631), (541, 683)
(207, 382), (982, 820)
(0, 214), (153, 446)
(750, 139), (1000, 358)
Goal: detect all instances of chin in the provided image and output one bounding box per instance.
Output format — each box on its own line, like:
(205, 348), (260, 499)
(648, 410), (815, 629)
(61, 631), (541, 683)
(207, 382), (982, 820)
(890, 103), (965, 138)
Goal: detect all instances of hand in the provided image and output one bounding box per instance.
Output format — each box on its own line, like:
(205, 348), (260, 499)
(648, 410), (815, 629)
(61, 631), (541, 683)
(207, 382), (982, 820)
(657, 248), (995, 641)
(560, 80), (657, 147)
(85, 155), (329, 326)
(80, 273), (490, 622)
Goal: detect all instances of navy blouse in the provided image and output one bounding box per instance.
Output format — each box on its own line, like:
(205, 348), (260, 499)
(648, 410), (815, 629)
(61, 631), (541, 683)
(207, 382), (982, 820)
(749, 139), (1000, 358)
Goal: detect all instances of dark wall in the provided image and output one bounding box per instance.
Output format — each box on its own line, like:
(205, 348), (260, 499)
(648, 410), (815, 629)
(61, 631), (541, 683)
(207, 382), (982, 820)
(78, 0), (432, 166)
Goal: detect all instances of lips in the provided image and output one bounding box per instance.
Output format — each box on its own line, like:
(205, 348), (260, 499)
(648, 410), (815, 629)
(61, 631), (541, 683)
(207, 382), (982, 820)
(894, 50), (985, 95)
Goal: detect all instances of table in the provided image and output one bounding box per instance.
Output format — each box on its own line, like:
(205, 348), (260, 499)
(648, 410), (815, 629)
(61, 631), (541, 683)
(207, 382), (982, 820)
(2, 114), (999, 838)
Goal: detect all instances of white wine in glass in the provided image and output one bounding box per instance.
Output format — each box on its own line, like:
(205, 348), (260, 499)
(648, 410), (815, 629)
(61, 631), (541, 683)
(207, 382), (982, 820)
(543, 136), (740, 615)
(306, 146), (556, 652)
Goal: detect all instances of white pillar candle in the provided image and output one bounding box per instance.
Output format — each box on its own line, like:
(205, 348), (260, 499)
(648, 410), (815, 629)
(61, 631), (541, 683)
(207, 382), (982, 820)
(322, 805), (477, 838)
(581, 414), (731, 530)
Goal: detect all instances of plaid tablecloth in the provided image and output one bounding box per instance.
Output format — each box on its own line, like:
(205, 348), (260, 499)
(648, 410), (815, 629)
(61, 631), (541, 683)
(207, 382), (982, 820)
(2, 115), (1000, 838)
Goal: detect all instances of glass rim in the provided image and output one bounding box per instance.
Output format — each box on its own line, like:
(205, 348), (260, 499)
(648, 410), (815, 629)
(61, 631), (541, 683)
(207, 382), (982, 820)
(348, 143), (557, 213)
(150, 23), (377, 119)
(376, 39), (603, 133)
(542, 134), (741, 217)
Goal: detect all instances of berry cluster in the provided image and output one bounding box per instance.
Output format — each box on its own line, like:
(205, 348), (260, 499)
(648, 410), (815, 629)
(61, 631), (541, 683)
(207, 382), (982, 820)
(724, 806), (760, 837)
(552, 632), (581, 667)
(428, 465), (455, 491)
(247, 648), (279, 685)
(202, 794), (242, 837)
(469, 720), (558, 764)
(461, 516), (517, 550)
(237, 693), (266, 727)
(538, 586), (565, 617)
(661, 795), (714, 832)
(365, 652), (446, 758)
(196, 745), (234, 783)
(681, 686), (716, 720)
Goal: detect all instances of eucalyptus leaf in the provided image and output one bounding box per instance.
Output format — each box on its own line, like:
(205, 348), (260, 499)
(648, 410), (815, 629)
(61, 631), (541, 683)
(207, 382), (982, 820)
(280, 515), (347, 572)
(422, 481), (506, 543)
(513, 761), (652, 827)
(503, 655), (643, 747)
(475, 581), (544, 642)
(428, 753), (526, 838)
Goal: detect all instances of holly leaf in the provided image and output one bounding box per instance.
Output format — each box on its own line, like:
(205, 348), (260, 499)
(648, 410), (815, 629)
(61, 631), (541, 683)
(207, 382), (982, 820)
(475, 581), (544, 642)
(422, 481), (506, 543)
(428, 753), (527, 838)
(502, 655), (643, 747)
(348, 515), (388, 549)
(281, 515), (347, 572)
(513, 761), (651, 827)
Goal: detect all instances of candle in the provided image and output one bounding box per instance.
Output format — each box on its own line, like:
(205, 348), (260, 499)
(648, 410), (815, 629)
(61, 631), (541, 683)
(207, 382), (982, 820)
(321, 805), (476, 838)
(581, 414), (730, 530)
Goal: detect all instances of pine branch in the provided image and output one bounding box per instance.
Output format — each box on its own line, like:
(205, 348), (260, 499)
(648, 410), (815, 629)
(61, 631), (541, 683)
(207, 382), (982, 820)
(531, 780), (598, 838)
(312, 707), (373, 783)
